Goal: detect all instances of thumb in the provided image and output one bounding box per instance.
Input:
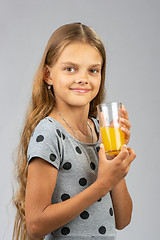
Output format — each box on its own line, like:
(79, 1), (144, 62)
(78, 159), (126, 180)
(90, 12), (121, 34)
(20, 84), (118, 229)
(98, 143), (106, 161)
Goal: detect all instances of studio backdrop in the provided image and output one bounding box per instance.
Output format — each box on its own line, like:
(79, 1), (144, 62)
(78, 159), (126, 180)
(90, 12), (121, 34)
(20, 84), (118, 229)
(0, 0), (159, 239)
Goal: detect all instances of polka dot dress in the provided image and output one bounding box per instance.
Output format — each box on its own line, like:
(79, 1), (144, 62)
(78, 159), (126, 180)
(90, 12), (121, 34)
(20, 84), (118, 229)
(27, 117), (116, 239)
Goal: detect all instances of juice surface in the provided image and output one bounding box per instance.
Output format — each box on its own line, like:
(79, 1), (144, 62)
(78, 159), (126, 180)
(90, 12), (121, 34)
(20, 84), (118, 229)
(100, 126), (125, 155)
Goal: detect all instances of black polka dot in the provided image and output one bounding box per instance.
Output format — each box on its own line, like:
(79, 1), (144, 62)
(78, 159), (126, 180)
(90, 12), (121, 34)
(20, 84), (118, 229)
(109, 207), (113, 216)
(36, 135), (44, 142)
(79, 178), (87, 186)
(99, 226), (106, 235)
(75, 146), (82, 154)
(48, 119), (53, 123)
(62, 133), (65, 140)
(61, 227), (70, 235)
(50, 153), (56, 162)
(97, 198), (102, 202)
(56, 129), (61, 138)
(61, 193), (70, 201)
(80, 211), (89, 219)
(90, 162), (96, 170)
(63, 162), (72, 170)
(96, 146), (100, 152)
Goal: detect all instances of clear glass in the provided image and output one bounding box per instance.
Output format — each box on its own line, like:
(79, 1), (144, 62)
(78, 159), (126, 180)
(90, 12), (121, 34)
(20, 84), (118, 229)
(97, 102), (125, 155)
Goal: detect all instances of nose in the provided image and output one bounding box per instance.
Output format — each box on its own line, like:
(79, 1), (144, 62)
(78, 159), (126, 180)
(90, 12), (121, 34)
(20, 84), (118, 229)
(75, 71), (89, 84)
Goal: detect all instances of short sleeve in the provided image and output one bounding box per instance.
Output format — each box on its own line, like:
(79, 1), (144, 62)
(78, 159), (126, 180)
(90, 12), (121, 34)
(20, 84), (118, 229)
(27, 118), (62, 170)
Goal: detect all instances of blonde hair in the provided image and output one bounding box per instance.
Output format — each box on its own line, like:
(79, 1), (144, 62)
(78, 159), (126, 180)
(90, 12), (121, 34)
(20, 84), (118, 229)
(12, 22), (106, 240)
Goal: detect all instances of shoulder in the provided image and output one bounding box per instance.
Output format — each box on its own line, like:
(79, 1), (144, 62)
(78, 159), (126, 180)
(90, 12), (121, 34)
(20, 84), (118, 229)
(27, 117), (63, 169)
(32, 117), (62, 140)
(34, 117), (57, 132)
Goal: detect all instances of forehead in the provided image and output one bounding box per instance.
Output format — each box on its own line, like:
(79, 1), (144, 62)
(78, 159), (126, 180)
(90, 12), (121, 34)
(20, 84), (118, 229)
(57, 42), (103, 64)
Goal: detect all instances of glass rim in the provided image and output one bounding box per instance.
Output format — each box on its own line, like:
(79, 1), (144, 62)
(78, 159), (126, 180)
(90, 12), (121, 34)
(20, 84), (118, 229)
(97, 101), (122, 107)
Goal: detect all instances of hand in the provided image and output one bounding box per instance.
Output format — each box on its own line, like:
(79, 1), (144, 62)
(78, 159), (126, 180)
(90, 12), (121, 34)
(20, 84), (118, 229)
(97, 144), (136, 196)
(120, 105), (131, 145)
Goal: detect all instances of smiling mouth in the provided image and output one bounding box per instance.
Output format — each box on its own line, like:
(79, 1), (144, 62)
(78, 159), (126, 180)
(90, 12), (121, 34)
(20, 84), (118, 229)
(70, 88), (90, 93)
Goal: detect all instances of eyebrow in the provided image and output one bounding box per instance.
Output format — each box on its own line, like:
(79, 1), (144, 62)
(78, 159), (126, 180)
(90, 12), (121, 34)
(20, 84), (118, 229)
(61, 62), (102, 67)
(90, 64), (102, 68)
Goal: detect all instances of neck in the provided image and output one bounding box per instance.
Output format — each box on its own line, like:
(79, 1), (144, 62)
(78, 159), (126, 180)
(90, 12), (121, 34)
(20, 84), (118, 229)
(54, 104), (90, 132)
(49, 104), (95, 143)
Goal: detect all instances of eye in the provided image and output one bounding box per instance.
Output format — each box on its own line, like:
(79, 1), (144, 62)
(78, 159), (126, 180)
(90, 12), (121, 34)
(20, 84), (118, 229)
(65, 67), (75, 73)
(89, 69), (99, 74)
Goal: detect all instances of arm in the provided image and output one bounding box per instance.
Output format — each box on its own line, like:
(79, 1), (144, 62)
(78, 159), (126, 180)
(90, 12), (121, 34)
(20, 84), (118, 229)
(110, 179), (133, 230)
(110, 105), (133, 229)
(25, 158), (106, 238)
(25, 146), (136, 239)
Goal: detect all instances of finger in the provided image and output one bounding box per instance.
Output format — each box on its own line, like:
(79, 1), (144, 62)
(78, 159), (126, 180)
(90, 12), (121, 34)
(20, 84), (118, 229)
(120, 118), (131, 130)
(115, 145), (129, 161)
(123, 148), (136, 166)
(128, 148), (136, 157)
(121, 105), (129, 120)
(121, 128), (130, 145)
(121, 127), (130, 139)
(98, 143), (106, 161)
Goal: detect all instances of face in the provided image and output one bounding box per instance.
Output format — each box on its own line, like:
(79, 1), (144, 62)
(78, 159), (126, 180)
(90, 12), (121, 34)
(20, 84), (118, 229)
(45, 42), (103, 109)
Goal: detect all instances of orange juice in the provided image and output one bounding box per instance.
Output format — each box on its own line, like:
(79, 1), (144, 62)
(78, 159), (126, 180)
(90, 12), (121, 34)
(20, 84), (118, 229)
(100, 126), (125, 155)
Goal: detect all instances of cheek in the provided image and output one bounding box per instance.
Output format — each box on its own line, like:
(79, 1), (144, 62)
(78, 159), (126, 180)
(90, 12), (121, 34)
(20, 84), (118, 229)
(93, 78), (101, 92)
(56, 74), (73, 85)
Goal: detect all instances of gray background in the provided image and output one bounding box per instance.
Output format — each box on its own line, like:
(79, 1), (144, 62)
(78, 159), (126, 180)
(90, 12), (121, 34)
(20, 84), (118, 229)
(0, 0), (159, 239)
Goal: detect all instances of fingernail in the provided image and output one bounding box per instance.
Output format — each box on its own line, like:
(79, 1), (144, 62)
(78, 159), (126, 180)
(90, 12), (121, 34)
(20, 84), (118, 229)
(100, 143), (104, 149)
(122, 144), (127, 148)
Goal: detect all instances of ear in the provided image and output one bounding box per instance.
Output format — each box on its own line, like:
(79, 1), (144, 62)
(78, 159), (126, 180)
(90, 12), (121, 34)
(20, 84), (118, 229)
(43, 65), (53, 85)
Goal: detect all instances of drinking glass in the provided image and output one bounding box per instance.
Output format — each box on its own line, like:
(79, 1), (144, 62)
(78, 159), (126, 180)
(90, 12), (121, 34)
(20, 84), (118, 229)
(97, 102), (125, 155)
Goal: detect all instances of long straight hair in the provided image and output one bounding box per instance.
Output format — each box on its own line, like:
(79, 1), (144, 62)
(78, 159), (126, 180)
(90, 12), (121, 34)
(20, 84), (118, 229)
(12, 22), (106, 240)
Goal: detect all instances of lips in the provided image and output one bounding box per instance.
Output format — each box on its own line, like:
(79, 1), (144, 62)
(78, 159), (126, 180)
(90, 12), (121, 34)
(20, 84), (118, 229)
(70, 88), (90, 93)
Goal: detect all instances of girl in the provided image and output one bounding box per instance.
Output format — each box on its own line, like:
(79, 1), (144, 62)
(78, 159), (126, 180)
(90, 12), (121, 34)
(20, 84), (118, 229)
(13, 22), (136, 240)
